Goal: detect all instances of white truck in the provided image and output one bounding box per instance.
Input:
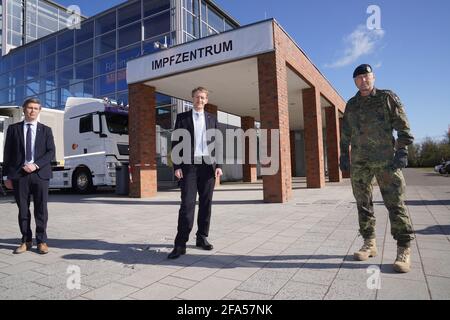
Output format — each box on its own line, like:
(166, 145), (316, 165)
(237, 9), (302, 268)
(1, 97), (129, 193)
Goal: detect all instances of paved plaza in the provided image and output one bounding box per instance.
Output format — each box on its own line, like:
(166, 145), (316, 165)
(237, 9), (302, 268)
(0, 168), (449, 300)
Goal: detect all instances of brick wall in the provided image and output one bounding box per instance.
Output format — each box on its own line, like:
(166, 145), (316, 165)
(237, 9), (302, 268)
(325, 106), (342, 182)
(128, 83), (157, 198)
(258, 52), (292, 203)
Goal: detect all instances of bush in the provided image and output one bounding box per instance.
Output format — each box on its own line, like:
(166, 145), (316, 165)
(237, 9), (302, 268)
(407, 131), (450, 167)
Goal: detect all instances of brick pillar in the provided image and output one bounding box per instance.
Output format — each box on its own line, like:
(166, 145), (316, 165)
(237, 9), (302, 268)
(290, 130), (296, 177)
(241, 116), (257, 182)
(257, 52), (292, 203)
(325, 106), (341, 182)
(205, 103), (221, 187)
(302, 87), (325, 188)
(339, 117), (350, 178)
(128, 83), (157, 198)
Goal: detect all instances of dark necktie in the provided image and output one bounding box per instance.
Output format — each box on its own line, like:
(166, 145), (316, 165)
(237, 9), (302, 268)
(26, 123), (32, 162)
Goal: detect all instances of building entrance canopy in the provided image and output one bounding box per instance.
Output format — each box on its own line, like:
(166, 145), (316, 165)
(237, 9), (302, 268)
(126, 19), (347, 202)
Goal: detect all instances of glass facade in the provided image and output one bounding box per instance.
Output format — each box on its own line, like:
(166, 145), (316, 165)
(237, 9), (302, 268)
(0, 0), (177, 108)
(2, 0), (85, 50)
(0, 0), (238, 110)
(182, 0), (234, 42)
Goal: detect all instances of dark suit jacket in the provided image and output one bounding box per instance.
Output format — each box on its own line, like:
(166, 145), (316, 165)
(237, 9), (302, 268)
(2, 121), (55, 180)
(171, 110), (222, 171)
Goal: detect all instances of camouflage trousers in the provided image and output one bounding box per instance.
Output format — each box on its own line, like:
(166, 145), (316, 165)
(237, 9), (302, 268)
(350, 164), (414, 247)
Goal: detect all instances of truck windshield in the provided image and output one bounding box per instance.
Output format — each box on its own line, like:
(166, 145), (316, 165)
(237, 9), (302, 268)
(105, 112), (128, 135)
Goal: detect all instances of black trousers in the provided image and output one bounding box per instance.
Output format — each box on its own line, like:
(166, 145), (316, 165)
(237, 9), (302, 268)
(12, 172), (49, 244)
(175, 163), (216, 247)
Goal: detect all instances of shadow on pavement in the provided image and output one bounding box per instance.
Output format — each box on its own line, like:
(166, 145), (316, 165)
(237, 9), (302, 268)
(1, 238), (396, 272)
(415, 225), (450, 236)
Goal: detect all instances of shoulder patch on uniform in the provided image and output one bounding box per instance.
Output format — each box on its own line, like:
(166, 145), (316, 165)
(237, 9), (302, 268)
(385, 90), (403, 107)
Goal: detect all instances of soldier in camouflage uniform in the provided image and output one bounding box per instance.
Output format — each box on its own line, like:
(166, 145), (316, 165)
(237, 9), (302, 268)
(340, 64), (415, 273)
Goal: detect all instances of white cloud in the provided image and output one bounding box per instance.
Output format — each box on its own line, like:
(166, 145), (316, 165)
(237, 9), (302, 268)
(325, 25), (385, 68)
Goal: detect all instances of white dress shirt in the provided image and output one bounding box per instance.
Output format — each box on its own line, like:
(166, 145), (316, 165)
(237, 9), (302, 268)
(192, 110), (209, 157)
(23, 120), (38, 165)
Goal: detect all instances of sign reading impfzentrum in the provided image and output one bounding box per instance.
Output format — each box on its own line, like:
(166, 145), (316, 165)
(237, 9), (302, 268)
(151, 40), (233, 71)
(127, 20), (274, 83)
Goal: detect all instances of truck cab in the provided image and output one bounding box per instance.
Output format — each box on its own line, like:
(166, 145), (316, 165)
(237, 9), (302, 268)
(50, 97), (129, 193)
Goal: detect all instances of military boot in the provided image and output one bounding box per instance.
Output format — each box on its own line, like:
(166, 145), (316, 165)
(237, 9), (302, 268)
(393, 246), (411, 273)
(354, 238), (377, 261)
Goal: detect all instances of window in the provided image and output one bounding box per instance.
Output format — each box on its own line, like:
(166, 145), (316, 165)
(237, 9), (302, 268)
(40, 90), (57, 109)
(118, 1), (141, 27)
(116, 69), (127, 91)
(37, 27), (53, 38)
(184, 0), (199, 15)
(81, 79), (94, 97)
(42, 37), (56, 56)
(57, 30), (74, 49)
(117, 45), (141, 70)
(25, 81), (39, 97)
(25, 62), (40, 81)
(75, 62), (93, 81)
(79, 114), (93, 133)
(40, 74), (56, 92)
(57, 68), (73, 87)
(105, 112), (128, 135)
(0, 73), (9, 89)
(156, 93), (172, 107)
(76, 21), (94, 43)
(26, 44), (40, 62)
(95, 11), (116, 36)
(12, 50), (25, 66)
(12, 67), (24, 84)
(75, 40), (93, 63)
(95, 53), (116, 76)
(96, 31), (116, 55)
(144, 0), (170, 18)
(118, 22), (141, 48)
(95, 73), (116, 96)
(144, 11), (170, 39)
(41, 55), (56, 74)
(57, 48), (73, 69)
(13, 85), (24, 105)
(1, 56), (12, 73)
(207, 7), (224, 32)
(185, 12), (199, 38)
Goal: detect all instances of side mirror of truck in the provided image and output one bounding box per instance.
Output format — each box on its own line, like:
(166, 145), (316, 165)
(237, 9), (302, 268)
(92, 114), (101, 134)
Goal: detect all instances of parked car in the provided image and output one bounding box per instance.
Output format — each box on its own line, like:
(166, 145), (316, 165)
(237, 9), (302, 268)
(434, 160), (450, 175)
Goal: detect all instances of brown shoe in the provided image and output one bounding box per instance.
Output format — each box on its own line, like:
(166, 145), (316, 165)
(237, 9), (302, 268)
(37, 243), (49, 254)
(14, 242), (32, 254)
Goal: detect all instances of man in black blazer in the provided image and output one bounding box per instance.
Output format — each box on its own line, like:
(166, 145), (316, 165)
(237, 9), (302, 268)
(168, 87), (223, 259)
(3, 98), (55, 254)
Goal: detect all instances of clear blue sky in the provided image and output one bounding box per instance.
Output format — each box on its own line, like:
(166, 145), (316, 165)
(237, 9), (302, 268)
(57, 0), (450, 142)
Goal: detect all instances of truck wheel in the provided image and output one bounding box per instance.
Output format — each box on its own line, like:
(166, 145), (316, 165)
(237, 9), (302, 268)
(72, 168), (94, 194)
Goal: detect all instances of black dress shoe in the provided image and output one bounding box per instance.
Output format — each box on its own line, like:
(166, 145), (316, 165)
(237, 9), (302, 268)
(196, 239), (214, 250)
(168, 246), (186, 259)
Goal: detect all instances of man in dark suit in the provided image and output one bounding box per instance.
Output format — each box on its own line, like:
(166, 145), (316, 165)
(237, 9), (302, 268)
(168, 87), (223, 259)
(3, 98), (55, 254)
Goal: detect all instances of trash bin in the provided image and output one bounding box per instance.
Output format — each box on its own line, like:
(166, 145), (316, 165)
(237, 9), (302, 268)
(115, 165), (129, 195)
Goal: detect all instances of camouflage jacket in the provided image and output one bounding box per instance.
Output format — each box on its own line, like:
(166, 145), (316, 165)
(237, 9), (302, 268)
(340, 88), (414, 165)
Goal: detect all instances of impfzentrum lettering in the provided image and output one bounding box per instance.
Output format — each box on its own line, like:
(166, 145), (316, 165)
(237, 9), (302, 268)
(152, 40), (233, 70)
